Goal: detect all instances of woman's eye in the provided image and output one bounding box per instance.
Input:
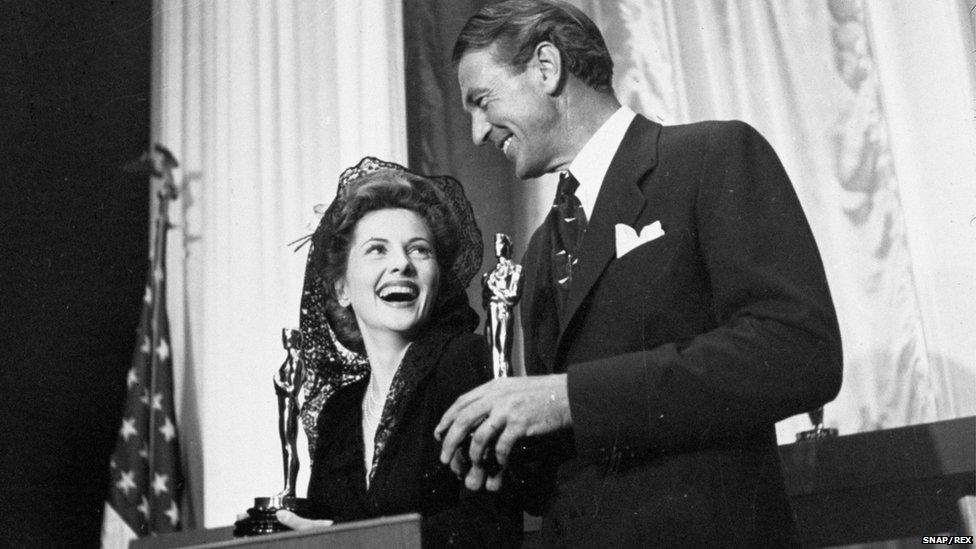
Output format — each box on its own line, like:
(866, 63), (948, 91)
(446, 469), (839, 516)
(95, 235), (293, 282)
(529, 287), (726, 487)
(365, 244), (386, 255)
(409, 245), (433, 258)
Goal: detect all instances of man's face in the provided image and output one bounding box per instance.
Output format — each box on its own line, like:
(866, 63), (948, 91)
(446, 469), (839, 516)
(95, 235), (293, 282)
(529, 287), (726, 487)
(457, 45), (562, 179)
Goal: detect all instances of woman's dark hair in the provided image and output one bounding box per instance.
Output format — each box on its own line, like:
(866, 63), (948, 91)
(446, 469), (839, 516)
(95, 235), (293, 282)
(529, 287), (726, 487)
(310, 170), (461, 353)
(452, 0), (614, 93)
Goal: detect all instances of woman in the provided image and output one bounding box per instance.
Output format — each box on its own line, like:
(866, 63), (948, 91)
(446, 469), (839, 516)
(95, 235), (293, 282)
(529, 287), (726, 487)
(276, 158), (521, 547)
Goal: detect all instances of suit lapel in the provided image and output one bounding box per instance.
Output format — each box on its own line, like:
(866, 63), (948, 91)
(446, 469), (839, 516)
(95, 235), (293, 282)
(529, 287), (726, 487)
(521, 222), (559, 374)
(558, 116), (662, 339)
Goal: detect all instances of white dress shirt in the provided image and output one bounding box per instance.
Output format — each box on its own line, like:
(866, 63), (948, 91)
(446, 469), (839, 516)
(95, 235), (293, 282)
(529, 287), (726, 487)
(566, 105), (637, 220)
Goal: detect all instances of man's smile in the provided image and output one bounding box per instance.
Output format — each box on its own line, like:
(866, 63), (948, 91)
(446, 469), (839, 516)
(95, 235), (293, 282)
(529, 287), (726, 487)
(500, 135), (513, 155)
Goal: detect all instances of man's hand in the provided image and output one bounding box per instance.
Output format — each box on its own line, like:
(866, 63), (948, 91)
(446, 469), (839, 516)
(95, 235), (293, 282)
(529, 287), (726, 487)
(435, 374), (571, 491)
(275, 510), (333, 530)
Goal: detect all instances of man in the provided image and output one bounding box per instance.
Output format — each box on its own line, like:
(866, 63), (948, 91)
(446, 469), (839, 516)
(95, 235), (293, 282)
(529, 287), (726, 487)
(435, 1), (842, 546)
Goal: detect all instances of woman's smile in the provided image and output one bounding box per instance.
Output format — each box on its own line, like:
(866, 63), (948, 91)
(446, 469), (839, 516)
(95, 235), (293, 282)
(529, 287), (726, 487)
(377, 280), (420, 303)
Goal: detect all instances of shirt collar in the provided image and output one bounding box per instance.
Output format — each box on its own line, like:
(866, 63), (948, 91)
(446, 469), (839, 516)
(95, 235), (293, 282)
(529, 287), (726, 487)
(566, 105), (637, 219)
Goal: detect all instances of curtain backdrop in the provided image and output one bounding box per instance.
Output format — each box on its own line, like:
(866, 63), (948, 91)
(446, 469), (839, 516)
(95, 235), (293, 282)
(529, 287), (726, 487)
(404, 0), (976, 442)
(152, 0), (407, 527)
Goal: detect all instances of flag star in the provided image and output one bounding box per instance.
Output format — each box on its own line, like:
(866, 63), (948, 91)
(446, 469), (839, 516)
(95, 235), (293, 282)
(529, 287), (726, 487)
(151, 392), (164, 411)
(126, 368), (139, 388)
(138, 496), (150, 519)
(115, 470), (136, 496)
(165, 500), (180, 526)
(151, 472), (169, 496)
(156, 339), (170, 361)
(153, 266), (164, 283)
(143, 285), (152, 304)
(159, 417), (176, 442)
(138, 444), (149, 459)
(140, 335), (151, 354)
(119, 417), (138, 441)
(139, 389), (150, 406)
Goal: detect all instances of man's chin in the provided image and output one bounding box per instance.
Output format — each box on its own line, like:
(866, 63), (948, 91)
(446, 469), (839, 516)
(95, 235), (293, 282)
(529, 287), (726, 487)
(513, 162), (545, 181)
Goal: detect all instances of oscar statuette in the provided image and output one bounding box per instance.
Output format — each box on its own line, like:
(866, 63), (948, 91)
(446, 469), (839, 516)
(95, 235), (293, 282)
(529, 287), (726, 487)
(233, 328), (312, 536)
(483, 233), (523, 379)
(473, 234), (524, 473)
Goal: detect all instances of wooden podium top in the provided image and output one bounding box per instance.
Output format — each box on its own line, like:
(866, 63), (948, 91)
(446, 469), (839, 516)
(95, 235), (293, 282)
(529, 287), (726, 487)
(131, 513), (421, 549)
(779, 416), (975, 546)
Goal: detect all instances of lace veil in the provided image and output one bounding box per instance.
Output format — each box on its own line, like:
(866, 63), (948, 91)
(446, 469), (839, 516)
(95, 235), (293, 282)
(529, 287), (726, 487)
(297, 157), (483, 457)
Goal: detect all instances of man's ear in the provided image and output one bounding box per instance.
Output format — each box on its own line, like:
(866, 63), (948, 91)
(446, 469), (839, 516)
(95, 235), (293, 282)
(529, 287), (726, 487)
(334, 279), (350, 307)
(533, 41), (563, 95)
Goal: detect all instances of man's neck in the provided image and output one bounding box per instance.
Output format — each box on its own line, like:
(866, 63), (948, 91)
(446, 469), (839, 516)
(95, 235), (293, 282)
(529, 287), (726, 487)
(551, 87), (621, 173)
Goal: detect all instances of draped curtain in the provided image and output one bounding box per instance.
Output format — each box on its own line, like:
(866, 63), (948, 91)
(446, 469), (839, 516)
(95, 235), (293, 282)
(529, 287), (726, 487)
(405, 0), (976, 441)
(152, 0), (407, 527)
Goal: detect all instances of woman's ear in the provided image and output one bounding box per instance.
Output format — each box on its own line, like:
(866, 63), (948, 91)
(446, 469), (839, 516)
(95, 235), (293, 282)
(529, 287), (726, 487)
(334, 279), (350, 307)
(533, 41), (563, 95)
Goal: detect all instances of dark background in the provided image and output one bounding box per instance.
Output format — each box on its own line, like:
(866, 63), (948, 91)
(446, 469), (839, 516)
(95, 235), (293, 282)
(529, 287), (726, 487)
(1, 1), (153, 546)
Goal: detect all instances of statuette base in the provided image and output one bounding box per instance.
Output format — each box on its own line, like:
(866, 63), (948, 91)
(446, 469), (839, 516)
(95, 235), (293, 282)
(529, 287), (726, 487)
(796, 425), (839, 442)
(233, 496), (311, 537)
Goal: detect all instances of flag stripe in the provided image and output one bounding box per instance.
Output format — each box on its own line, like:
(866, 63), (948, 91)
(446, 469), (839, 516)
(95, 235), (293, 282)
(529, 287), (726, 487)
(101, 502), (138, 549)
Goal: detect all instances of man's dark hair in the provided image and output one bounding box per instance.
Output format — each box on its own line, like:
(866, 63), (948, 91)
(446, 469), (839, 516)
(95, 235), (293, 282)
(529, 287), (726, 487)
(452, 0), (614, 93)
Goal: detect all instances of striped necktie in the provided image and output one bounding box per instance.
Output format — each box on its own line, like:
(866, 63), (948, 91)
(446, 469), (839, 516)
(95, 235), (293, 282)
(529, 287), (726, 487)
(551, 171), (587, 296)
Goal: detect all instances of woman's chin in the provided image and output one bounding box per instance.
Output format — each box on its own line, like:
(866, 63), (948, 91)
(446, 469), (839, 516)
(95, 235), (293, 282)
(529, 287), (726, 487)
(361, 313), (431, 342)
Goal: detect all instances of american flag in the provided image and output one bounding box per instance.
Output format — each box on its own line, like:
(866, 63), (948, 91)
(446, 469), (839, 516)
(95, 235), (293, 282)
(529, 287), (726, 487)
(104, 147), (183, 543)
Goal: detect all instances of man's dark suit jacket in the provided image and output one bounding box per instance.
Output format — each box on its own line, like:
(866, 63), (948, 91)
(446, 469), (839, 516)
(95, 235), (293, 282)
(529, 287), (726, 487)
(519, 115), (842, 547)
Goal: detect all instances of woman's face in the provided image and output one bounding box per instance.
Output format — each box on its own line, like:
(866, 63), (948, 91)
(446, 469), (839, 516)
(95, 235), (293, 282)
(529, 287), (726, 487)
(335, 208), (441, 343)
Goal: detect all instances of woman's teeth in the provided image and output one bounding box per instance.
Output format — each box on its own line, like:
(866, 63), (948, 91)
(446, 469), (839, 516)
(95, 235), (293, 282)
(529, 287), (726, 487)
(379, 285), (418, 302)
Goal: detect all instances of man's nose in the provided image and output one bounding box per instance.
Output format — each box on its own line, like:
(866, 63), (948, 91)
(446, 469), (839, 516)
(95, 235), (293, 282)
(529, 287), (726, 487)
(470, 111), (491, 146)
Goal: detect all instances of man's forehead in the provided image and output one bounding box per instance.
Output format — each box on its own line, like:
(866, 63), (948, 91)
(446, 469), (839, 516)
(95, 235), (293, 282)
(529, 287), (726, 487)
(458, 48), (498, 106)
(459, 45), (500, 74)
(458, 46), (522, 90)
(460, 40), (527, 73)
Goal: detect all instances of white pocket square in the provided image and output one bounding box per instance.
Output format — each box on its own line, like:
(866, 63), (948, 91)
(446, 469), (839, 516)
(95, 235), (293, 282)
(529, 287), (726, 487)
(614, 221), (665, 258)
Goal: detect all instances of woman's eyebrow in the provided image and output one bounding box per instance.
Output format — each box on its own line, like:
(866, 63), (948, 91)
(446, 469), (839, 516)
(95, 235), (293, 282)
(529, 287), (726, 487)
(358, 236), (388, 247)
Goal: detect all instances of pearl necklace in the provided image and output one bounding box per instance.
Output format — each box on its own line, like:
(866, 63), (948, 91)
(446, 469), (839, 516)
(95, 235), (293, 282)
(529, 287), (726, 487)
(362, 385), (385, 420)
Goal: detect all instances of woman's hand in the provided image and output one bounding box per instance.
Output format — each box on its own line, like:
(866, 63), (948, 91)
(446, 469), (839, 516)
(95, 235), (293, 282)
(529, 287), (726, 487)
(275, 509), (334, 530)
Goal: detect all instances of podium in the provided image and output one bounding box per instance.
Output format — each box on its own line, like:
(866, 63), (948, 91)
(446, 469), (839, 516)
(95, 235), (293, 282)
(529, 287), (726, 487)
(130, 513), (420, 549)
(134, 418), (974, 548)
(780, 416), (975, 546)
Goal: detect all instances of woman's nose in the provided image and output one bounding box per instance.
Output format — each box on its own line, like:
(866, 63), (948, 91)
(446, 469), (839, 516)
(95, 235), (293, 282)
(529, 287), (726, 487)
(388, 249), (416, 275)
